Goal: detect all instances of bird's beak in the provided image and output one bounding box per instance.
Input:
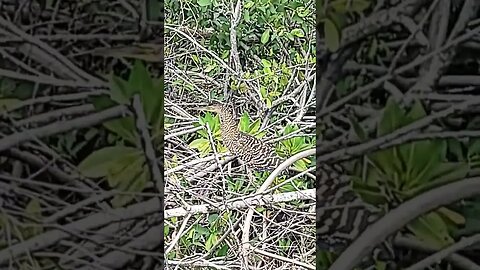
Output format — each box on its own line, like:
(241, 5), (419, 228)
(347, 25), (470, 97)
(192, 105), (216, 112)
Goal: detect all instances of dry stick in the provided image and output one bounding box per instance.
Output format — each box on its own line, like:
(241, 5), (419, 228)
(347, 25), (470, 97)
(75, 225), (163, 270)
(165, 213), (192, 255)
(7, 148), (91, 190)
(394, 236), (480, 270)
(0, 105), (129, 152)
(405, 234), (480, 270)
(317, 96), (480, 164)
(319, 23), (480, 118)
(0, 16), (102, 83)
(165, 188), (314, 218)
(0, 67), (103, 88)
(252, 247), (315, 270)
(329, 177), (480, 270)
(0, 197), (161, 265)
(6, 91), (108, 112)
(15, 104), (96, 127)
(240, 148), (315, 268)
(132, 95), (163, 195)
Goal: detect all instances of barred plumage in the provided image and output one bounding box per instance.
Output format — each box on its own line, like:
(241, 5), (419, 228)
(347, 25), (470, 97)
(201, 102), (283, 171)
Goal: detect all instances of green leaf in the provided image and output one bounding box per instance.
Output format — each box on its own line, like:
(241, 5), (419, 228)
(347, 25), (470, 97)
(90, 95), (117, 110)
(407, 162), (469, 197)
(437, 207), (465, 226)
(261, 29), (271, 44)
(103, 116), (138, 144)
(378, 98), (406, 136)
(208, 214), (219, 224)
(266, 98), (272, 108)
(249, 119), (261, 134)
(350, 118), (367, 141)
(350, 0), (371, 13)
(261, 59), (272, 67)
(290, 28), (305, 37)
(107, 154), (144, 188)
(324, 18), (340, 52)
(351, 177), (388, 205)
(111, 165), (149, 208)
(0, 98), (21, 112)
(109, 75), (130, 104)
(407, 212), (454, 249)
(406, 99), (426, 121)
(24, 198), (43, 237)
(197, 0), (211, 6)
(244, 1), (254, 8)
(189, 138), (209, 149)
(239, 112), (250, 132)
(128, 61), (163, 125)
(25, 198), (42, 221)
(205, 232), (218, 251)
(78, 146), (140, 178)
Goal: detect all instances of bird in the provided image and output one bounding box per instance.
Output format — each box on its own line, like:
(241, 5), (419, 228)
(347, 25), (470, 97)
(198, 101), (283, 172)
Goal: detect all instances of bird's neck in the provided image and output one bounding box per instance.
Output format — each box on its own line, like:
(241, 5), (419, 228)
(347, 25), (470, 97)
(219, 110), (239, 140)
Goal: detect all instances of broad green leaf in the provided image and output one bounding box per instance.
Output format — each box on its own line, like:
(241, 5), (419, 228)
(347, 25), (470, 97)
(351, 177), (388, 205)
(249, 119), (261, 134)
(378, 98), (405, 136)
(128, 61), (162, 124)
(290, 28), (305, 37)
(205, 232), (218, 251)
(24, 198), (43, 237)
(111, 165), (149, 207)
(0, 98), (21, 112)
(350, 0), (371, 13)
(239, 112), (250, 132)
(109, 75), (130, 104)
(261, 59), (272, 67)
(437, 207), (465, 226)
(407, 212), (454, 249)
(261, 29), (271, 44)
(78, 146), (140, 178)
(103, 116), (138, 144)
(90, 95), (117, 110)
(407, 162), (469, 197)
(324, 18), (340, 52)
(403, 140), (443, 186)
(350, 118), (367, 141)
(406, 99), (426, 121)
(107, 154), (144, 188)
(25, 198), (42, 220)
(197, 0), (211, 6)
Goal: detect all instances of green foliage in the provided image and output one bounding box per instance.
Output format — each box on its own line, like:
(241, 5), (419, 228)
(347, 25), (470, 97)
(92, 60), (164, 146)
(80, 61), (163, 208)
(189, 112), (227, 156)
(276, 124), (314, 170)
(239, 111), (265, 138)
(246, 59), (292, 108)
(351, 98), (469, 249)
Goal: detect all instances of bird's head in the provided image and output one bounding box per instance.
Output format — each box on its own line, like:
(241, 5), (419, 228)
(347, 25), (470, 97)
(201, 101), (225, 114)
